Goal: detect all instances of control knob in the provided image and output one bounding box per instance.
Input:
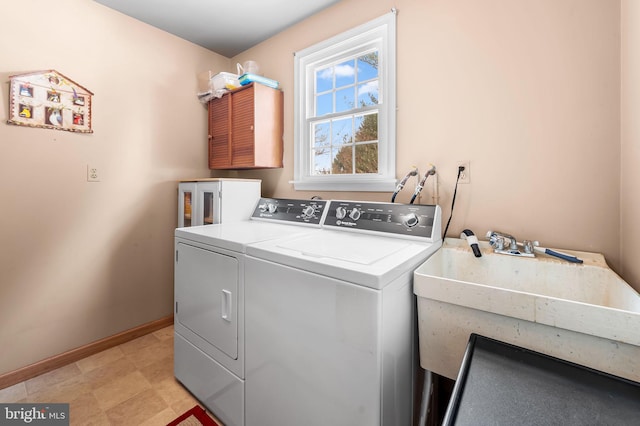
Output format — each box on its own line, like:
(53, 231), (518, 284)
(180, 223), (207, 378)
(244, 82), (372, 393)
(335, 206), (347, 220)
(349, 208), (361, 221)
(260, 203), (277, 213)
(302, 205), (316, 219)
(404, 213), (420, 228)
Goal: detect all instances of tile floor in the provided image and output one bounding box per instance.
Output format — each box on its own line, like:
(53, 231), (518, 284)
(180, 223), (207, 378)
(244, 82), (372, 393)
(0, 326), (221, 425)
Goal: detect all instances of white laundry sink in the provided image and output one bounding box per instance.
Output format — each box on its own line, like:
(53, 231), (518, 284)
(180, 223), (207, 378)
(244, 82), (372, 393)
(414, 238), (640, 382)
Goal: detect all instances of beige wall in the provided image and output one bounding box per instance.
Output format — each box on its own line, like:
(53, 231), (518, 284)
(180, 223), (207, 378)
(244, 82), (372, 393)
(621, 0), (640, 289)
(0, 0), (228, 375)
(226, 0), (626, 280)
(1, 0), (636, 378)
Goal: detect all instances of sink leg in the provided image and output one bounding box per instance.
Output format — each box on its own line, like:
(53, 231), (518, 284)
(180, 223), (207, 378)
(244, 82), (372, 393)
(418, 369), (433, 425)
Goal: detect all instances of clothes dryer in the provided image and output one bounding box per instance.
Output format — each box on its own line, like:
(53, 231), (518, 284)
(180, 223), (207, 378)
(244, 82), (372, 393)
(173, 198), (327, 426)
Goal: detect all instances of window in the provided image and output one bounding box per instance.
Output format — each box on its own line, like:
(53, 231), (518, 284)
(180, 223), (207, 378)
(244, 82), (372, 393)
(293, 12), (397, 191)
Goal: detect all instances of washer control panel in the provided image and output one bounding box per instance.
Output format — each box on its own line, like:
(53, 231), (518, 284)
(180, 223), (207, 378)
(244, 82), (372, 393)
(251, 198), (328, 225)
(324, 201), (440, 239)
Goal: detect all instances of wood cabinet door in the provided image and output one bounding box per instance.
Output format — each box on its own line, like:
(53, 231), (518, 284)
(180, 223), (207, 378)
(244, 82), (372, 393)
(208, 94), (231, 168)
(208, 83), (282, 169)
(231, 85), (255, 167)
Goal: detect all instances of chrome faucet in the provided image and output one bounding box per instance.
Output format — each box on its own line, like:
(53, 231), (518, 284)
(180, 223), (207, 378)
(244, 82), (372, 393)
(486, 230), (535, 258)
(486, 231), (517, 250)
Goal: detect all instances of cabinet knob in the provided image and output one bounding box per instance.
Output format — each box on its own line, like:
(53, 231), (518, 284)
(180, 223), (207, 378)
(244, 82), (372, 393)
(250, 125), (254, 131)
(208, 135), (213, 139)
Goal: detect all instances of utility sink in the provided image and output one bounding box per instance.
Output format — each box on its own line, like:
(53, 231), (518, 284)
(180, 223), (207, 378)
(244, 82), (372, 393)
(414, 238), (640, 382)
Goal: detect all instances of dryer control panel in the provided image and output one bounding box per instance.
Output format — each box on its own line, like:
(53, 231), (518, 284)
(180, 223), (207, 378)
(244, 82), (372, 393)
(251, 198), (328, 226)
(324, 201), (442, 241)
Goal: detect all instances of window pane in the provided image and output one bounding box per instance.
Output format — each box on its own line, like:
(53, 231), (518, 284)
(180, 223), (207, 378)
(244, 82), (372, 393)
(313, 121), (330, 147)
(354, 112), (378, 142)
(332, 145), (353, 174)
(335, 87), (355, 113)
(312, 121), (331, 176)
(316, 66), (333, 92)
(355, 143), (378, 174)
(357, 81), (379, 107)
(313, 147), (331, 175)
(332, 117), (353, 145)
(335, 60), (355, 88)
(357, 52), (379, 80)
(316, 92), (333, 116)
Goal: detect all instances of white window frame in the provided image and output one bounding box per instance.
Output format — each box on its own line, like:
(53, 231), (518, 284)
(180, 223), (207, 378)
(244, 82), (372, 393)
(292, 11), (397, 192)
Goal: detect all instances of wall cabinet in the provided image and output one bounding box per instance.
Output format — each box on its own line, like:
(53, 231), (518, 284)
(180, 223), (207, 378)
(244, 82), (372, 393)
(208, 83), (283, 169)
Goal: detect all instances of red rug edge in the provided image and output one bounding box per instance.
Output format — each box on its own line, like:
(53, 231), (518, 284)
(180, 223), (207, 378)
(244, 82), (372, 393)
(166, 405), (219, 426)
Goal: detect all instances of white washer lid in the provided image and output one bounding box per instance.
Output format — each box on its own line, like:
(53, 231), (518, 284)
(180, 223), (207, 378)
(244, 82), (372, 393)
(277, 232), (407, 265)
(246, 230), (442, 289)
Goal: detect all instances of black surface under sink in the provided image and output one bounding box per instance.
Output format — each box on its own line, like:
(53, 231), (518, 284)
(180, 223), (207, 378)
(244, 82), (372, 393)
(443, 334), (640, 425)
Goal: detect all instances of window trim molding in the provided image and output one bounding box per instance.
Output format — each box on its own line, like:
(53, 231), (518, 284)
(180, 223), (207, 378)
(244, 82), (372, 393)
(292, 11), (397, 192)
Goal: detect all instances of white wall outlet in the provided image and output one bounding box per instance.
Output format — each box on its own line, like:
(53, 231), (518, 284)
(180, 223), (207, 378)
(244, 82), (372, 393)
(457, 161), (470, 184)
(87, 164), (100, 182)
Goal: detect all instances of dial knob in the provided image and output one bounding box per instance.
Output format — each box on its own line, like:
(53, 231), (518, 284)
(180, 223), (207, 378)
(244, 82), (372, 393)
(302, 205), (316, 219)
(259, 202), (277, 213)
(404, 213), (419, 228)
(349, 208), (361, 221)
(335, 206), (347, 220)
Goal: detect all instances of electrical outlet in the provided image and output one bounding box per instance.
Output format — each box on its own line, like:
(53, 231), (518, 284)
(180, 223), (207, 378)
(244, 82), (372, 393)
(457, 161), (470, 184)
(87, 165), (100, 182)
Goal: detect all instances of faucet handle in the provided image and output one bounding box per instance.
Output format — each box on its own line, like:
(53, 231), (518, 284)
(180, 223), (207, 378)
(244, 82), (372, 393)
(486, 233), (506, 250)
(522, 240), (540, 254)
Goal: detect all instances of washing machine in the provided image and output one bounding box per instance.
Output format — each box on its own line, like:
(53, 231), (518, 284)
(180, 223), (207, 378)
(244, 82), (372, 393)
(173, 198), (328, 426)
(244, 200), (443, 426)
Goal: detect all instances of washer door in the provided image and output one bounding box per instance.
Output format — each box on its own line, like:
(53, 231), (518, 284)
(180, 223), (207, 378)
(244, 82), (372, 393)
(245, 256), (384, 426)
(175, 242), (238, 359)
